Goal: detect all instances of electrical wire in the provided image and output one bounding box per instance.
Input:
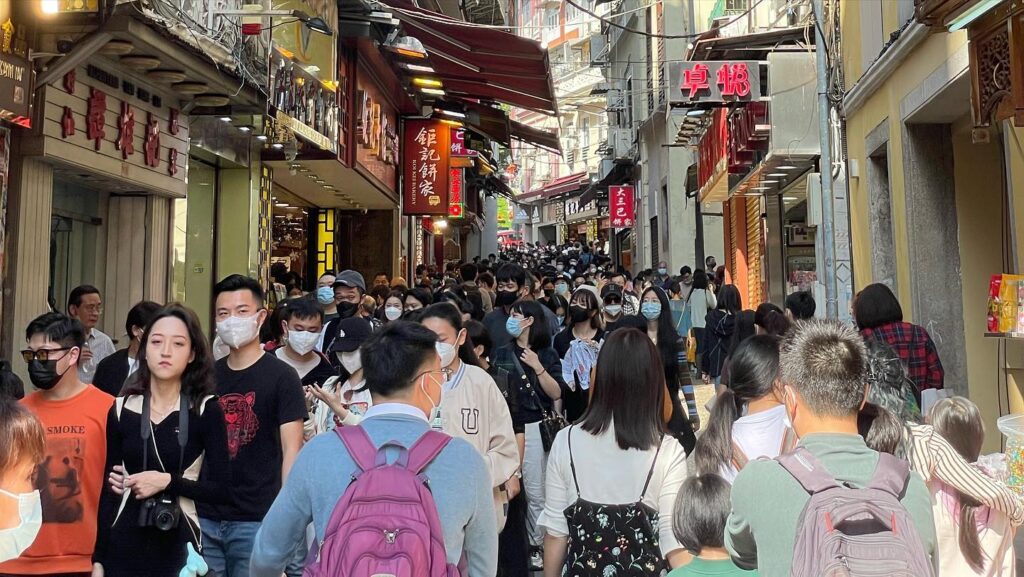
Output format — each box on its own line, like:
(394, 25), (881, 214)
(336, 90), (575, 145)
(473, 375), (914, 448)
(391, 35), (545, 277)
(562, 0), (767, 40)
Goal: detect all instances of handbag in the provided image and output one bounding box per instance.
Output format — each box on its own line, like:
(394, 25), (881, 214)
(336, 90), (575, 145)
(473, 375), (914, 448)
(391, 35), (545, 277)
(686, 328), (698, 364)
(511, 352), (567, 452)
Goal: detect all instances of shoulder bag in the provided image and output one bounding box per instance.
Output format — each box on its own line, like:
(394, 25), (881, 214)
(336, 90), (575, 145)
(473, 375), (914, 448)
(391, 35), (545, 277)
(510, 352), (566, 452)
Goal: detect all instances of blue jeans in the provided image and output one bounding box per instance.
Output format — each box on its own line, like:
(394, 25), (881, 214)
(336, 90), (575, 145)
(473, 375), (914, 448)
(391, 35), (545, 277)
(200, 519), (307, 577)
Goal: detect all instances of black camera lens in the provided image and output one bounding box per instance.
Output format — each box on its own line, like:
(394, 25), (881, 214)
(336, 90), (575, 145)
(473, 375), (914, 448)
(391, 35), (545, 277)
(155, 509), (177, 531)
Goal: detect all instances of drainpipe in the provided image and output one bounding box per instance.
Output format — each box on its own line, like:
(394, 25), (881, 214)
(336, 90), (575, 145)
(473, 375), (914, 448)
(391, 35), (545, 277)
(813, 0), (838, 319)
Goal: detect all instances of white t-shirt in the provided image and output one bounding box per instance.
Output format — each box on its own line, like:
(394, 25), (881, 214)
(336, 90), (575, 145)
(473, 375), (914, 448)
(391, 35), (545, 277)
(720, 404), (791, 484)
(539, 422), (688, 557)
(274, 347), (320, 379)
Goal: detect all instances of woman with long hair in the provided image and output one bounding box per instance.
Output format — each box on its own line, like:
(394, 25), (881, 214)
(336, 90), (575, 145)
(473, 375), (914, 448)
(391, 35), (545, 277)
(94, 304), (229, 577)
(703, 285), (741, 390)
(419, 303), (520, 531)
(553, 289), (604, 423)
(687, 269), (717, 375)
(491, 299), (566, 570)
(640, 286), (698, 452)
(544, 294), (570, 330)
(692, 335), (793, 483)
(540, 329), (688, 575)
(381, 290), (406, 323)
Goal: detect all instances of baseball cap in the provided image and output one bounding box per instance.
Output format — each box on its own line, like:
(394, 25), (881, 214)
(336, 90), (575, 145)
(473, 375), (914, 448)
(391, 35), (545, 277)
(331, 317), (373, 352)
(332, 270), (366, 292)
(601, 284), (623, 300)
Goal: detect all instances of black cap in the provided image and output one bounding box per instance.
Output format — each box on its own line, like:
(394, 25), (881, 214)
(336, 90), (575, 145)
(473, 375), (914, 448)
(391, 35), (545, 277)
(330, 317), (373, 352)
(601, 284), (623, 300)
(332, 270), (366, 292)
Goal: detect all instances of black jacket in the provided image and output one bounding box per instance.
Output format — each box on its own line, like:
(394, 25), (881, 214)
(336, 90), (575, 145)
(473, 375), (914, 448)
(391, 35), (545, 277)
(702, 310), (736, 378)
(94, 348), (131, 397)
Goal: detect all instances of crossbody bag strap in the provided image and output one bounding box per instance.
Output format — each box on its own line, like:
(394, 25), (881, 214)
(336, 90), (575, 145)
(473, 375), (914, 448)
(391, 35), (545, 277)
(567, 426), (581, 494)
(639, 437), (664, 499)
(510, 351), (551, 418)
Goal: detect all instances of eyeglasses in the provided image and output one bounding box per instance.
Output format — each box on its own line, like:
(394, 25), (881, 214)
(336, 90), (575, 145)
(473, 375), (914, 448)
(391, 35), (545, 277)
(78, 305), (103, 314)
(21, 348), (72, 363)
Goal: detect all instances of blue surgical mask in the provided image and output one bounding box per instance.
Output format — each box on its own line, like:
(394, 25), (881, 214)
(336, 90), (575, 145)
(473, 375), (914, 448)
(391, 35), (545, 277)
(657, 267), (668, 276)
(641, 302), (662, 320)
(557, 315), (565, 326)
(555, 283), (569, 295)
(316, 286), (335, 305)
(506, 317), (525, 338)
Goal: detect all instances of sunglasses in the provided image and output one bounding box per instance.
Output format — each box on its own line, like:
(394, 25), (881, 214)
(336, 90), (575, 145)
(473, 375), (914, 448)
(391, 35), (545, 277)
(21, 347), (73, 363)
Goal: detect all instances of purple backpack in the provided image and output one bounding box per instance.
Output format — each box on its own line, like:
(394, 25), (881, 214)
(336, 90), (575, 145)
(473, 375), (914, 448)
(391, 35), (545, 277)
(304, 426), (460, 577)
(778, 447), (934, 577)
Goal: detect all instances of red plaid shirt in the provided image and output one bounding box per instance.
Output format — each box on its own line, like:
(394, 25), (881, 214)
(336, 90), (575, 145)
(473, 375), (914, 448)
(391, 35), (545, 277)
(861, 321), (944, 393)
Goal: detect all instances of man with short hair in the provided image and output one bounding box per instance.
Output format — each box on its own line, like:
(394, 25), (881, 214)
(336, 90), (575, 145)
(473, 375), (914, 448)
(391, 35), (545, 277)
(275, 297), (335, 388)
(199, 275), (307, 577)
(92, 300), (161, 397)
(459, 262), (493, 314)
(654, 260), (671, 285)
(607, 271), (640, 316)
(483, 264), (531, 349)
(250, 322), (497, 577)
(319, 270), (367, 356)
(726, 319), (936, 575)
(705, 255), (717, 272)
(601, 284), (626, 331)
(66, 285), (115, 384)
(784, 290), (816, 321)
(676, 266), (694, 299)
(0, 313), (114, 576)
(373, 272), (390, 288)
(316, 272), (339, 322)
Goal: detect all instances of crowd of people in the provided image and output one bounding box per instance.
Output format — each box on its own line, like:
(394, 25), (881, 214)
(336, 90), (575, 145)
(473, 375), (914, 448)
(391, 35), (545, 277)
(0, 239), (1018, 577)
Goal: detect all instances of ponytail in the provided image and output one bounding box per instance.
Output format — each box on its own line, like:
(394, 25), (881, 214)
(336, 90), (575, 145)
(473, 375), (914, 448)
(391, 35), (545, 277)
(958, 494), (985, 572)
(692, 388), (741, 476)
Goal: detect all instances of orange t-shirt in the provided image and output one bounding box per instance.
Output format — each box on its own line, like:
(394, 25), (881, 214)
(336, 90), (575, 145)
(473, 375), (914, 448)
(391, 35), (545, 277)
(0, 385), (113, 574)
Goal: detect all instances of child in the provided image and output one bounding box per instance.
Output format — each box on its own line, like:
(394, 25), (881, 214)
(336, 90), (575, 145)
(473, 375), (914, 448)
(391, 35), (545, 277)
(670, 474), (757, 576)
(930, 396), (1017, 576)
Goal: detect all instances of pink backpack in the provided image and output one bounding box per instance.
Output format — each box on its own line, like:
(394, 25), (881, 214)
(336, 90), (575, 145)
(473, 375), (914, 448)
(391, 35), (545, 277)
(304, 426), (460, 577)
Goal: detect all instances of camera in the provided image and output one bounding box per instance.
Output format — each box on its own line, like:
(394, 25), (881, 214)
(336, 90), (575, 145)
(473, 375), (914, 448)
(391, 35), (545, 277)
(138, 493), (181, 531)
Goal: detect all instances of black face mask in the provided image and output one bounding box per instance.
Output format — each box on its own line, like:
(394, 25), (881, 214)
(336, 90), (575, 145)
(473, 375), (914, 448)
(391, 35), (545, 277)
(337, 301), (359, 319)
(569, 306), (590, 324)
(495, 290), (518, 308)
(28, 359), (66, 390)
(543, 289), (554, 298)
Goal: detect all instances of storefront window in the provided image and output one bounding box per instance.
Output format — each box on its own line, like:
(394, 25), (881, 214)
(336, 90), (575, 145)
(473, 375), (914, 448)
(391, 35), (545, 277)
(173, 160), (217, 329)
(49, 181), (102, 311)
(271, 190), (310, 293)
(782, 190), (817, 294)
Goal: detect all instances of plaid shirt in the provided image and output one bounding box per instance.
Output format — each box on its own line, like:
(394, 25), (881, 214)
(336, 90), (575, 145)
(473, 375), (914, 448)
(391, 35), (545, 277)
(862, 321), (944, 393)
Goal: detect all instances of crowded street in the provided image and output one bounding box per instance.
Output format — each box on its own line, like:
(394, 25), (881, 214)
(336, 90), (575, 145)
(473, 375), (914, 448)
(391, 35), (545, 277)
(2, 0), (1024, 576)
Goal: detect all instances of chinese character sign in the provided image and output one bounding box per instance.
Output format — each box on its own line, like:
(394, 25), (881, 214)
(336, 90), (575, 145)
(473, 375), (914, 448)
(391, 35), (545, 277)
(450, 128), (477, 157)
(608, 185), (634, 228)
(403, 119), (451, 216)
(669, 61), (760, 103)
(448, 167), (464, 218)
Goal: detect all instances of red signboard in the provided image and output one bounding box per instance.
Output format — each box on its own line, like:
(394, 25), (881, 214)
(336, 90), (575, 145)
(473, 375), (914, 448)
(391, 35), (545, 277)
(448, 167), (464, 218)
(670, 61), (761, 104)
(608, 185), (634, 228)
(698, 109), (728, 190)
(403, 119), (451, 216)
(451, 128), (478, 157)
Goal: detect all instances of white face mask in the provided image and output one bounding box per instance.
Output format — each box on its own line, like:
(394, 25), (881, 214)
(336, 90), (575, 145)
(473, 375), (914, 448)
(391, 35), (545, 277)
(338, 350), (362, 374)
(0, 489), (42, 563)
(604, 304), (623, 316)
(436, 341), (458, 368)
(216, 314), (261, 349)
(384, 306), (403, 321)
(287, 330), (320, 356)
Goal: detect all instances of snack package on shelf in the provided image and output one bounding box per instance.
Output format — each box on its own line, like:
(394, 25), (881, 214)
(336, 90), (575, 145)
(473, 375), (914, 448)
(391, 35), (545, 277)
(989, 274), (1003, 333)
(999, 275), (1024, 333)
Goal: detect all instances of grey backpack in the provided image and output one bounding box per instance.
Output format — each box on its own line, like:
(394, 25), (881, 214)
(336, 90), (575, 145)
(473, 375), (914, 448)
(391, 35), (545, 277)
(778, 448), (934, 577)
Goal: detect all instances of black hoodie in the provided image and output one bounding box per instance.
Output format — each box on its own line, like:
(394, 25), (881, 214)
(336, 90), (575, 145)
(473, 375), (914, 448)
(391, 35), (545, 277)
(702, 309), (736, 378)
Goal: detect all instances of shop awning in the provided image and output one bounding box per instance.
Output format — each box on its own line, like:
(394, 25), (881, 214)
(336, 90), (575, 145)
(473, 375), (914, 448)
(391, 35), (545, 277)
(517, 172), (588, 203)
(382, 0), (558, 116)
(578, 162), (633, 205)
(689, 25), (813, 61)
(511, 121), (562, 155)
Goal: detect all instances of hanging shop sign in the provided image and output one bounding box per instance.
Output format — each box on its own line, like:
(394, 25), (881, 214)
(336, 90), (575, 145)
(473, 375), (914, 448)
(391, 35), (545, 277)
(668, 61), (762, 104)
(44, 65), (188, 196)
(0, 16), (31, 128)
(451, 128), (479, 157)
(270, 47), (337, 153)
(353, 67), (399, 192)
(448, 167), (464, 218)
(608, 185), (635, 228)
(727, 102), (768, 173)
(698, 108), (729, 203)
(587, 219), (598, 242)
(403, 119), (451, 216)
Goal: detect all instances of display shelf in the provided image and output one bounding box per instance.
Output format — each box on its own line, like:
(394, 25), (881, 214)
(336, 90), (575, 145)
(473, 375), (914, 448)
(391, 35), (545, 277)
(986, 332), (1024, 339)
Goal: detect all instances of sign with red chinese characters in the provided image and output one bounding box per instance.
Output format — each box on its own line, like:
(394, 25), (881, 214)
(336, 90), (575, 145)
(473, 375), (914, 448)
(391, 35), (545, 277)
(698, 109), (729, 203)
(608, 185), (634, 228)
(450, 128), (478, 157)
(448, 167), (464, 218)
(668, 61), (761, 104)
(403, 119), (451, 216)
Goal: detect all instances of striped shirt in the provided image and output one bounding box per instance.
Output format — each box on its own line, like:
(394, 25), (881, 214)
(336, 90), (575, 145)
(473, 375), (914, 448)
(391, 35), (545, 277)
(907, 424), (1024, 526)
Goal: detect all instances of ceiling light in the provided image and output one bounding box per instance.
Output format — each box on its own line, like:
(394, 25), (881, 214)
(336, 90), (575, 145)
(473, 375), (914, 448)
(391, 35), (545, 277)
(777, 165), (798, 170)
(767, 172), (788, 177)
(946, 0), (1002, 31)
(439, 119), (463, 128)
(760, 180), (778, 184)
(412, 78), (443, 88)
(41, 0), (60, 14)
(275, 202), (289, 207)
(685, 109), (704, 117)
(420, 88), (445, 96)
(238, 126), (252, 132)
(402, 63), (435, 73)
(388, 36), (427, 59)
(783, 196), (798, 201)
(271, 142), (284, 149)
(437, 109), (467, 119)
(434, 219), (448, 230)
(219, 116), (232, 123)
(256, 134), (268, 141)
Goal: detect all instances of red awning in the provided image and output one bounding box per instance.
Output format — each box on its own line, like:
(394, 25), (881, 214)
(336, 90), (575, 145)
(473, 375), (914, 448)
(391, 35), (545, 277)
(510, 120), (562, 155)
(518, 172), (588, 203)
(383, 0), (558, 116)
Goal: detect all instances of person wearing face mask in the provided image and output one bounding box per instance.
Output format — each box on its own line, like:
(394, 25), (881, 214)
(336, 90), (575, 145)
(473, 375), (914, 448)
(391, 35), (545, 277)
(419, 304), (520, 532)
(490, 301), (566, 571)
(199, 275), (307, 577)
(600, 284), (626, 332)
(93, 305), (230, 577)
(0, 313), (114, 576)
(553, 289), (605, 423)
(483, 264), (531, 350)
(318, 270), (367, 357)
(641, 286), (698, 452)
(93, 300), (162, 397)
(0, 401), (46, 564)
(316, 272), (338, 322)
(250, 322), (497, 577)
(654, 260), (672, 286)
(381, 290), (406, 324)
(553, 275), (571, 299)
(274, 297), (335, 388)
(307, 317), (374, 435)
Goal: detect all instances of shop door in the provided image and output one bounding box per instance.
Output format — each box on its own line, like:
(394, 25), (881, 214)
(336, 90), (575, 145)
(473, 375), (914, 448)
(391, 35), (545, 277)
(49, 183), (104, 313)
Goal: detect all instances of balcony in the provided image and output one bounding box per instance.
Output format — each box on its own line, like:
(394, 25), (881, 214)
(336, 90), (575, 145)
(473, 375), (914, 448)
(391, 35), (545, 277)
(554, 65), (605, 99)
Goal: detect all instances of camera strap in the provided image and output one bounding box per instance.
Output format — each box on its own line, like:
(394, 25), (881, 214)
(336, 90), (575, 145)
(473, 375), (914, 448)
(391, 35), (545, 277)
(140, 393), (190, 474)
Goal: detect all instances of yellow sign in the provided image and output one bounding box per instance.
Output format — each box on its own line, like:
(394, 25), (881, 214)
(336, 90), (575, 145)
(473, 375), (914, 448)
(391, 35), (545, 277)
(276, 110), (335, 152)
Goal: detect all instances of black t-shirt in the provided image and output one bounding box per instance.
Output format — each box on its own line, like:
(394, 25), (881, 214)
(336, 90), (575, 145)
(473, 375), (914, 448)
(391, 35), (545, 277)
(197, 353), (308, 522)
(300, 354), (338, 387)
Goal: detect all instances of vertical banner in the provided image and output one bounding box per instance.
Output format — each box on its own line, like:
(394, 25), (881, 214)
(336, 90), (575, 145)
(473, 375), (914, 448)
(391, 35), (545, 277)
(403, 119), (451, 216)
(608, 184), (635, 228)
(448, 167), (464, 218)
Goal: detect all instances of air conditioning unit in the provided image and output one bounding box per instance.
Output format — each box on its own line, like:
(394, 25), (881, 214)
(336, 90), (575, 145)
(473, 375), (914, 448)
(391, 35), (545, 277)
(611, 128), (632, 159)
(805, 172), (822, 227)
